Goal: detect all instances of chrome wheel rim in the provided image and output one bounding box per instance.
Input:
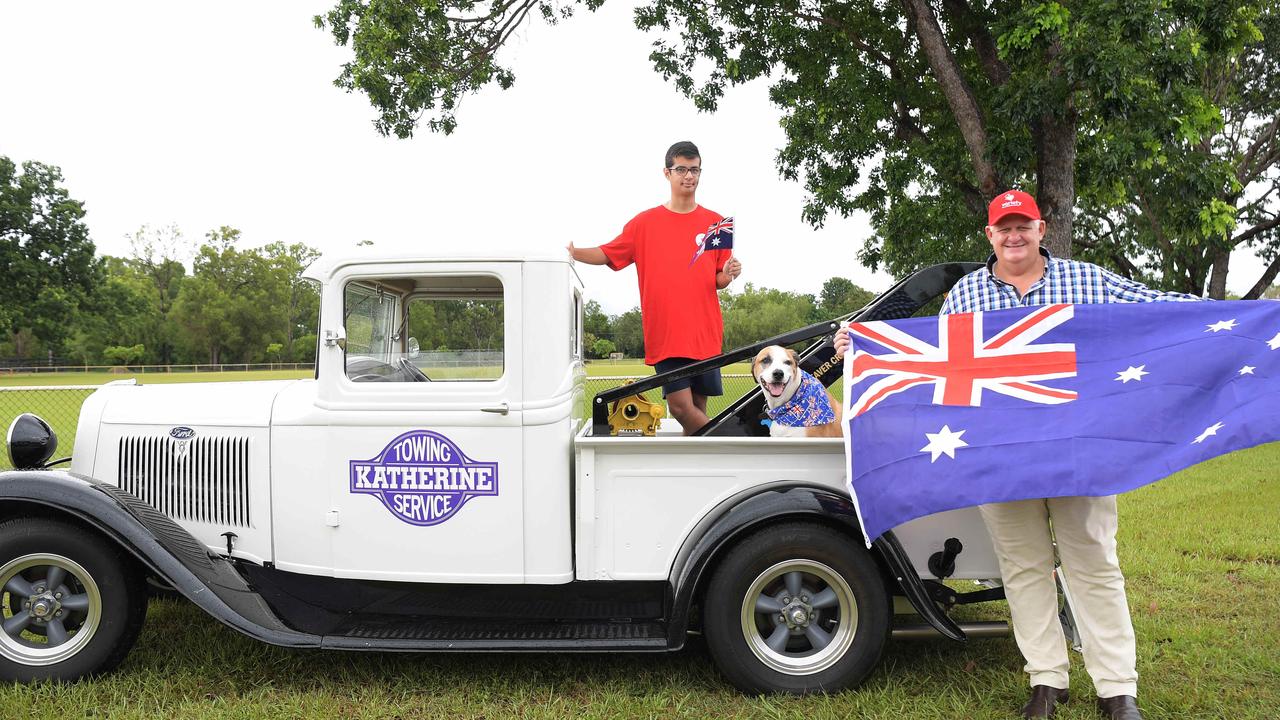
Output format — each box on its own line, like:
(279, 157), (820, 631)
(740, 559), (857, 676)
(0, 553), (101, 666)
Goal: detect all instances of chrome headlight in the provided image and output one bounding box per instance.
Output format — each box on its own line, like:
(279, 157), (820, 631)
(6, 413), (58, 470)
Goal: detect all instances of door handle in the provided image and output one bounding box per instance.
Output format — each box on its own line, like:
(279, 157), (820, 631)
(481, 402), (510, 415)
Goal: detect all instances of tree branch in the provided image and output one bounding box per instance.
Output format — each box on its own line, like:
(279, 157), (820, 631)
(899, 0), (1002, 197)
(1245, 254), (1280, 299)
(939, 0), (1009, 86)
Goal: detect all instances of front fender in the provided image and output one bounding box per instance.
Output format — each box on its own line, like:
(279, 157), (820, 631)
(667, 484), (965, 646)
(0, 469), (317, 648)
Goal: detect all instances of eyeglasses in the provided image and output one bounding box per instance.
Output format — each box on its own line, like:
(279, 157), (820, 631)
(668, 166), (702, 177)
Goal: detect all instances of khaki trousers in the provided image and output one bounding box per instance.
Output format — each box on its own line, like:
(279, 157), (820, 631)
(979, 495), (1138, 698)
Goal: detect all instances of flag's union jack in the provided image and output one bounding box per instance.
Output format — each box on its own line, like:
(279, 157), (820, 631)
(704, 217), (733, 246)
(847, 304), (1078, 417)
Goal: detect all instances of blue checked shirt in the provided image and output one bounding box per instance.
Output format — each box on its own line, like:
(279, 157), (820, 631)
(940, 249), (1202, 314)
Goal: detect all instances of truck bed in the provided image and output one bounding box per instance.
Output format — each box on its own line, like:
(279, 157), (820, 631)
(575, 420), (1000, 583)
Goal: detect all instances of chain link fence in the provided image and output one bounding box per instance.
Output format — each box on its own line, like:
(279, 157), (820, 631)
(2, 373), (839, 470)
(0, 386), (97, 471)
(582, 374), (759, 419)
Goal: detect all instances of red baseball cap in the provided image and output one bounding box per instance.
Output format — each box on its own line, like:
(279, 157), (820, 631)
(988, 190), (1041, 225)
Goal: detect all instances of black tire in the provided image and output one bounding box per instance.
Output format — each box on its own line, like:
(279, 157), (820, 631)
(703, 522), (890, 694)
(0, 517), (147, 682)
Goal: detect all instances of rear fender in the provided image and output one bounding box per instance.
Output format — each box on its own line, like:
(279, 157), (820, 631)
(0, 469), (316, 648)
(667, 484), (965, 646)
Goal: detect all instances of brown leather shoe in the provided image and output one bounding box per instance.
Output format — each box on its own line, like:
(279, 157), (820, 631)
(1097, 695), (1143, 719)
(1021, 685), (1069, 718)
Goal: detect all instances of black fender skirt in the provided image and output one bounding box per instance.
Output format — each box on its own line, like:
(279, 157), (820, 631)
(0, 470), (318, 647)
(666, 484), (966, 645)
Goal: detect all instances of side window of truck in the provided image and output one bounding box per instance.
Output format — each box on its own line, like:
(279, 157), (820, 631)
(344, 275), (504, 383)
(405, 294), (504, 381)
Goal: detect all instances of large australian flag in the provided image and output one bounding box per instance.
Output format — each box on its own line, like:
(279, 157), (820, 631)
(842, 300), (1280, 544)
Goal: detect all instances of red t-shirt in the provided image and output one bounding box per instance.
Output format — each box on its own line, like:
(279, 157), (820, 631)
(601, 205), (729, 365)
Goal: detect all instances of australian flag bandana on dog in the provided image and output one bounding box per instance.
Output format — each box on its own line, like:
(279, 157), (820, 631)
(768, 370), (836, 427)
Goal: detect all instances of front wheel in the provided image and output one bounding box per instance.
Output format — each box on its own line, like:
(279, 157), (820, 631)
(703, 522), (890, 694)
(0, 518), (147, 682)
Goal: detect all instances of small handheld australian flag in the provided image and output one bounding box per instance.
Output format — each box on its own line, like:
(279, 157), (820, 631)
(690, 216), (733, 266)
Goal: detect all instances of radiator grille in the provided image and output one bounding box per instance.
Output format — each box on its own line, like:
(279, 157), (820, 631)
(117, 435), (251, 527)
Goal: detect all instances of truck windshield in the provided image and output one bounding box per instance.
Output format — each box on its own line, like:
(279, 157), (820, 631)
(344, 282), (402, 378)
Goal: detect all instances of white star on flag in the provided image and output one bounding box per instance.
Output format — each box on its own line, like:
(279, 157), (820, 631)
(1193, 421), (1225, 444)
(710, 239), (720, 246)
(1114, 365), (1148, 383)
(1240, 365), (1256, 375)
(1206, 319), (1237, 332)
(920, 425), (968, 462)
(1269, 332), (1280, 350)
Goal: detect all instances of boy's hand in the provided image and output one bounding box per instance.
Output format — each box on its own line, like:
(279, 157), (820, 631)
(724, 257), (742, 279)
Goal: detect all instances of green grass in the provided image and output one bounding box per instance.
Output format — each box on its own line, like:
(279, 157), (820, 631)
(0, 446), (1273, 717)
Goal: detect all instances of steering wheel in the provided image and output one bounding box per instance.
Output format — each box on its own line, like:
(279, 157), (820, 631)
(350, 373), (390, 382)
(398, 358), (431, 382)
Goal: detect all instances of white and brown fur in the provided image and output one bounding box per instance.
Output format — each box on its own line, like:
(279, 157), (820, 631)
(751, 345), (843, 437)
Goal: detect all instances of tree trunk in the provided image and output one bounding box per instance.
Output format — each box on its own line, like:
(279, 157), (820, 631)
(901, 0), (1004, 198)
(1208, 248), (1229, 299)
(1244, 255), (1280, 300)
(1035, 106), (1077, 259)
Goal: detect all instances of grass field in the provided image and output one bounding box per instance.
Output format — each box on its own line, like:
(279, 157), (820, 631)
(0, 369), (1274, 718)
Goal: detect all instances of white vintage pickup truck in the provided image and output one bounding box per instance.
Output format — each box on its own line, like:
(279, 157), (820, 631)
(0, 252), (1019, 693)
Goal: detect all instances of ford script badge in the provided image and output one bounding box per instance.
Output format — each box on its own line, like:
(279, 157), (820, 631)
(169, 426), (196, 440)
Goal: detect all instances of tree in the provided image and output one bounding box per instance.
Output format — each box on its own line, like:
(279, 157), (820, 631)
(719, 284), (815, 349)
(611, 308), (644, 359)
(590, 337), (617, 358)
(317, 0), (1260, 289)
(64, 256), (161, 365)
(171, 228), (283, 364)
(102, 344), (146, 366)
(127, 224), (189, 363)
(263, 242), (322, 360)
(0, 156), (100, 357)
(814, 277), (876, 322)
(1065, 3), (1280, 298)
(583, 300), (611, 340)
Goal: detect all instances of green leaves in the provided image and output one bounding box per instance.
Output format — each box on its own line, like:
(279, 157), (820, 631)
(0, 156), (100, 355)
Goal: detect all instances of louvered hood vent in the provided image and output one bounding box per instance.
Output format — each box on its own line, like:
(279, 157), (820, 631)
(117, 435), (251, 527)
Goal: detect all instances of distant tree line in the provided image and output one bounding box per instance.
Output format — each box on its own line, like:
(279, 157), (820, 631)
(583, 277), (876, 360)
(1, 157), (319, 366)
(1, 155), (875, 366)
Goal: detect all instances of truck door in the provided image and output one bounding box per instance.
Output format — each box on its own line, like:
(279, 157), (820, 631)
(288, 262), (525, 583)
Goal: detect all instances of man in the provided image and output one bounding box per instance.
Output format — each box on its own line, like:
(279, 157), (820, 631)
(836, 190), (1197, 719)
(568, 141), (742, 434)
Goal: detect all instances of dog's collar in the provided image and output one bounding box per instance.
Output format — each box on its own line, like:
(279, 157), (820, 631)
(766, 371), (836, 427)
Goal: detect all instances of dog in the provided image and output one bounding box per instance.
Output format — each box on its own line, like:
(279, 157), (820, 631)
(751, 345), (843, 437)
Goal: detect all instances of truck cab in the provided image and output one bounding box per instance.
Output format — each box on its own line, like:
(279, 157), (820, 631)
(2, 252), (1008, 693)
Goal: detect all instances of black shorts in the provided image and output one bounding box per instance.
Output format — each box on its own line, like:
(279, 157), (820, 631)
(654, 357), (724, 398)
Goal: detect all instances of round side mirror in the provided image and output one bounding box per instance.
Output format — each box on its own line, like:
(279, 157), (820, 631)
(408, 337), (420, 359)
(6, 413), (58, 470)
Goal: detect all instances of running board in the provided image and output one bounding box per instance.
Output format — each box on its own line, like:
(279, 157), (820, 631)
(892, 621), (1010, 640)
(322, 618), (669, 651)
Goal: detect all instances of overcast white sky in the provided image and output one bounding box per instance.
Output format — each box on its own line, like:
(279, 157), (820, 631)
(0, 2), (1266, 314)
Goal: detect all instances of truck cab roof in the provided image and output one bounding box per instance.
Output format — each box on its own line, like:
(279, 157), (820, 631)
(302, 250), (576, 284)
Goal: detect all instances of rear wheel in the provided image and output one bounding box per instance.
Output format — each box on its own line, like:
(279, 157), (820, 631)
(0, 518), (147, 681)
(703, 522), (890, 694)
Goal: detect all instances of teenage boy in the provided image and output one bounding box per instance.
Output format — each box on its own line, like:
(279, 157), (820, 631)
(568, 141), (743, 434)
